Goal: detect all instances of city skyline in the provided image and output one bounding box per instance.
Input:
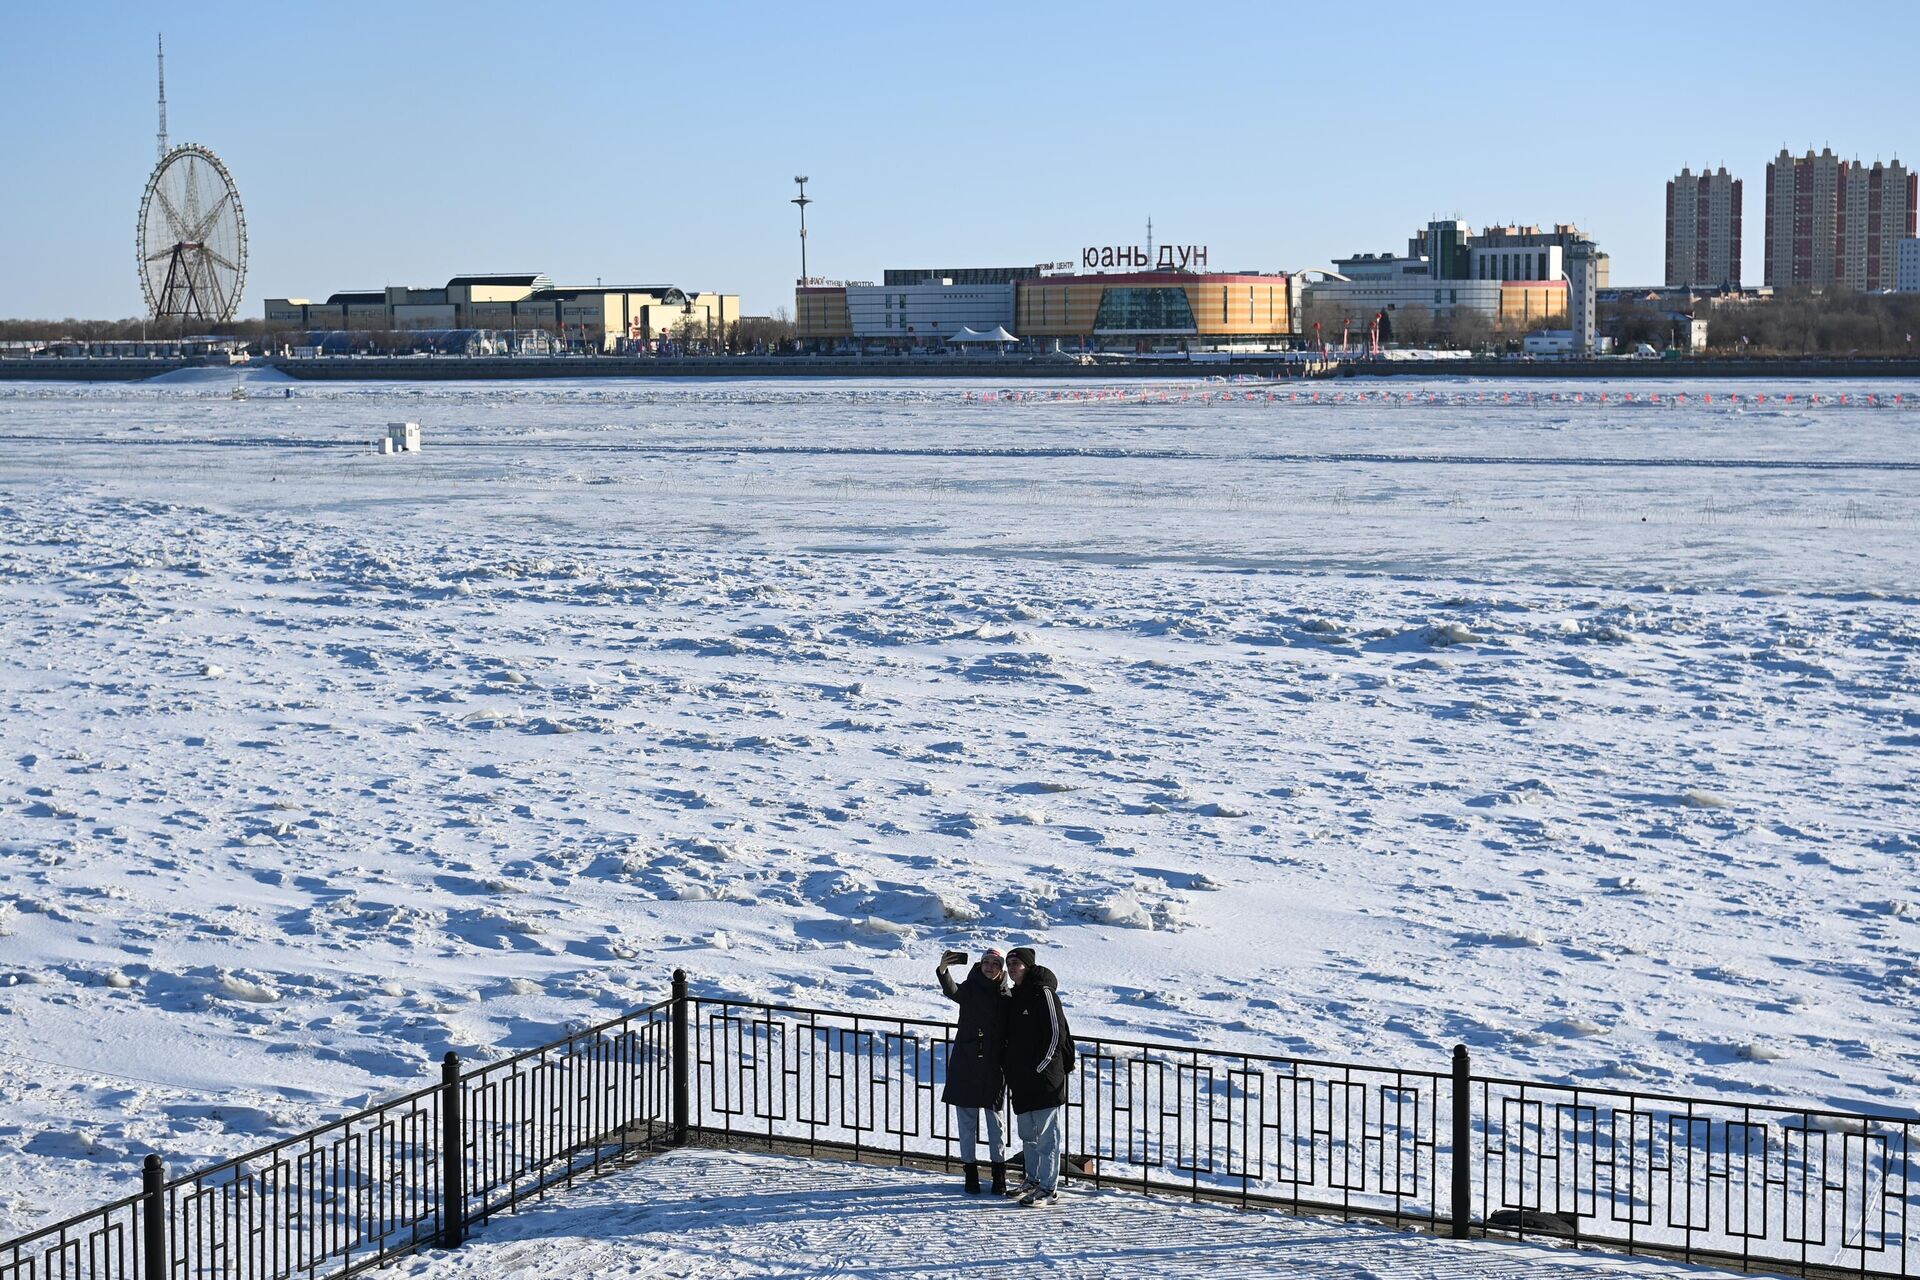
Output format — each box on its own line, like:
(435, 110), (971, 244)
(2, 0), (1917, 319)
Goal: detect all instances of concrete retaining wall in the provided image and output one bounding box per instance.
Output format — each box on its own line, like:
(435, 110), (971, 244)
(0, 359), (194, 381)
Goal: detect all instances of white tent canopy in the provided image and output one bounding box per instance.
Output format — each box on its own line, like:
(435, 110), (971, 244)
(948, 326), (1017, 344)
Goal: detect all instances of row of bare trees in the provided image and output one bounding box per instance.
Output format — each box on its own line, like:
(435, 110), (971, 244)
(0, 316), (286, 343)
(1303, 289), (1920, 357)
(1698, 289), (1920, 356)
(0, 313), (802, 354)
(1599, 290), (1920, 356)
(1296, 300), (1496, 350)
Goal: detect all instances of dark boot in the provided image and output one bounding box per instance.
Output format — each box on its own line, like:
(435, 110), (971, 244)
(990, 1162), (1008, 1195)
(963, 1163), (981, 1194)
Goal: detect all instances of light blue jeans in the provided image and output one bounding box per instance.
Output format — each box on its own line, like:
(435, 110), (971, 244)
(956, 1105), (1005, 1165)
(1016, 1105), (1063, 1191)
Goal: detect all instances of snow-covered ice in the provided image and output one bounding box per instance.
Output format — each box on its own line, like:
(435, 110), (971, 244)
(0, 376), (1916, 1241)
(393, 1147), (1748, 1279)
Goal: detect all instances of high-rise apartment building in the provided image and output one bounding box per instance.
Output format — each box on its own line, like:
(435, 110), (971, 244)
(1841, 160), (1917, 291)
(1666, 167), (1742, 289)
(1898, 237), (1920, 293)
(1765, 148), (1917, 290)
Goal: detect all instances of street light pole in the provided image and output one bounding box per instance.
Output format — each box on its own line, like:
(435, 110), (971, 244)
(792, 176), (811, 284)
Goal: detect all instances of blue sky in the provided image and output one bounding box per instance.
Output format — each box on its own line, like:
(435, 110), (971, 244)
(2, 0), (1916, 319)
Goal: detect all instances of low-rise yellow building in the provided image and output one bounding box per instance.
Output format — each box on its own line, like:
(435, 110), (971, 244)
(266, 273), (739, 351)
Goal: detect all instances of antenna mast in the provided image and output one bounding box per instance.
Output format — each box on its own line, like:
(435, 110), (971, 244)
(792, 176), (812, 284)
(156, 34), (169, 160)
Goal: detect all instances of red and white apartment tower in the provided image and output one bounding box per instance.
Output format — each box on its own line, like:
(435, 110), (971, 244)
(1764, 148), (1917, 290)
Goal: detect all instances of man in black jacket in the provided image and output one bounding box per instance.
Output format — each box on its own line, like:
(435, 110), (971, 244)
(936, 947), (1010, 1194)
(1002, 946), (1072, 1208)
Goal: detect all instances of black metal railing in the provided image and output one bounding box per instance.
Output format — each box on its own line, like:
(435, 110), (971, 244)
(2, 975), (1913, 1280)
(456, 993), (674, 1228)
(682, 991), (1916, 1279)
(0, 996), (672, 1280)
(1472, 1074), (1914, 1277)
(154, 1080), (447, 1278)
(683, 992), (1449, 1224)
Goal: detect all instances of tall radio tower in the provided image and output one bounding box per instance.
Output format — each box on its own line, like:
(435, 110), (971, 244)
(792, 176), (812, 284)
(155, 34), (169, 161)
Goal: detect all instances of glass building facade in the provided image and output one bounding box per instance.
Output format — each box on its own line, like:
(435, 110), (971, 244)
(1092, 287), (1198, 333)
(1014, 272), (1293, 350)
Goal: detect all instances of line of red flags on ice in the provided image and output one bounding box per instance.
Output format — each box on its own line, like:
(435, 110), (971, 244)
(964, 387), (1912, 408)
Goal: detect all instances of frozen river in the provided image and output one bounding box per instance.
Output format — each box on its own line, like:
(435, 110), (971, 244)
(0, 374), (1915, 1236)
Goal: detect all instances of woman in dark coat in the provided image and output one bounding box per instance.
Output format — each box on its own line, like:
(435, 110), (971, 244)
(937, 947), (1009, 1193)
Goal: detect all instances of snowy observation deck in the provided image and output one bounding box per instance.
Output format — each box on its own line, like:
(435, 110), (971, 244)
(395, 1147), (1747, 1280)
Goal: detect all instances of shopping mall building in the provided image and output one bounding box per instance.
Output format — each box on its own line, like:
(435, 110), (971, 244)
(798, 265), (1297, 352)
(1015, 271), (1295, 351)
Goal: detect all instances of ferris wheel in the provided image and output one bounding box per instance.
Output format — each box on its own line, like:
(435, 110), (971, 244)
(137, 142), (247, 324)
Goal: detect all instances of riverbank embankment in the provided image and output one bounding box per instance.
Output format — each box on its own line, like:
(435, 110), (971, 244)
(6, 353), (1920, 382)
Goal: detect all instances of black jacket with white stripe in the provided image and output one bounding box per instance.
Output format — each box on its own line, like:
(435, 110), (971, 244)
(1003, 965), (1073, 1114)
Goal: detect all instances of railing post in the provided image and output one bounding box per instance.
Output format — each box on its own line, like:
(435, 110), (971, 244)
(440, 1051), (465, 1249)
(140, 1154), (166, 1280)
(672, 969), (690, 1144)
(1450, 1043), (1471, 1239)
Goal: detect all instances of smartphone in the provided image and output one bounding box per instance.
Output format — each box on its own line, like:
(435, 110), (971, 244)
(941, 950), (968, 967)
